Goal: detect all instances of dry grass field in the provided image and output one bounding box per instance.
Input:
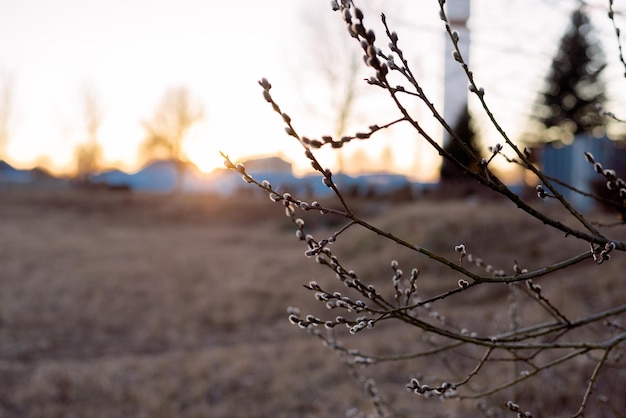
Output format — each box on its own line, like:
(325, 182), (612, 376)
(1, 188), (625, 417)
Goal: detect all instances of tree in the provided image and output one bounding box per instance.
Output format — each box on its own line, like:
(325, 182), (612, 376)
(531, 7), (607, 143)
(0, 73), (14, 161)
(224, 2), (626, 416)
(297, 2), (374, 172)
(439, 106), (482, 182)
(74, 142), (102, 182)
(74, 86), (103, 181)
(140, 86), (204, 163)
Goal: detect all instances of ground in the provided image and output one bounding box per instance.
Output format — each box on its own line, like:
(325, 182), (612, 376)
(0, 188), (625, 417)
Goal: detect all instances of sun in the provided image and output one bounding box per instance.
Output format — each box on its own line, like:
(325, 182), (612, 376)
(184, 140), (225, 173)
(188, 152), (224, 174)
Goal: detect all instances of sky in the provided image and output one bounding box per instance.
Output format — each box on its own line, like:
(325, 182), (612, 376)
(1, 0), (625, 181)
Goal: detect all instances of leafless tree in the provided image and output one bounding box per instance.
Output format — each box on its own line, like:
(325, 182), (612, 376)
(298, 2), (373, 172)
(140, 85), (204, 163)
(74, 86), (103, 181)
(0, 72), (15, 161)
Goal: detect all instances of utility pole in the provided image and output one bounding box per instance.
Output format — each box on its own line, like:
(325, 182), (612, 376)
(443, 0), (471, 146)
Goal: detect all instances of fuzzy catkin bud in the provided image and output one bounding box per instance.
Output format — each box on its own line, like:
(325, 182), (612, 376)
(259, 78), (271, 90)
(594, 162), (603, 173)
(536, 184), (547, 198)
(285, 127), (296, 137)
(262, 89), (272, 103)
(342, 8), (351, 23)
(308, 139), (322, 148)
(506, 401), (521, 412)
(223, 159), (235, 170)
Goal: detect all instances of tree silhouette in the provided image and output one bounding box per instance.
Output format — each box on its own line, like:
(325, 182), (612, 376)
(439, 105), (482, 182)
(531, 7), (607, 143)
(74, 87), (103, 181)
(298, 2), (384, 173)
(0, 73), (14, 161)
(140, 86), (204, 163)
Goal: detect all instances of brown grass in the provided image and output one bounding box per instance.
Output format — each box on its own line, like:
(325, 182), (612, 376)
(0, 188), (625, 417)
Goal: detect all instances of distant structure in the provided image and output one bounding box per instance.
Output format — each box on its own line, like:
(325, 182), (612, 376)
(0, 160), (62, 188)
(443, 0), (471, 146)
(241, 156), (292, 173)
(87, 156), (424, 198)
(537, 134), (626, 212)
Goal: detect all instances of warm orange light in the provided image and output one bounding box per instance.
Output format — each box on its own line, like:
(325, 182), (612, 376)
(184, 140), (223, 173)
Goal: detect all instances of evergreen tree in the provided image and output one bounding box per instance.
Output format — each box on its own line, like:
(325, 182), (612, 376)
(532, 7), (607, 142)
(440, 106), (482, 182)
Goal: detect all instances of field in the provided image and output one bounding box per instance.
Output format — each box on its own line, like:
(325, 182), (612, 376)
(1, 188), (625, 417)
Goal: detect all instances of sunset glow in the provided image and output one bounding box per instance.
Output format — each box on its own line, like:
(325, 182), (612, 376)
(1, 0), (624, 181)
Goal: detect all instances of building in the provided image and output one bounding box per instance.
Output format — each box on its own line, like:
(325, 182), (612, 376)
(538, 134), (626, 211)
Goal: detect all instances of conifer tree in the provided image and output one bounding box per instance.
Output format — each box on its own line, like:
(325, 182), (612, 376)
(532, 7), (607, 142)
(440, 106), (482, 182)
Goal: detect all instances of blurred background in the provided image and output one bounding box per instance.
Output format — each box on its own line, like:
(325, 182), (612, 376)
(2, 1), (626, 417)
(1, 0), (624, 183)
